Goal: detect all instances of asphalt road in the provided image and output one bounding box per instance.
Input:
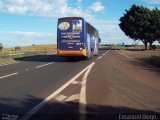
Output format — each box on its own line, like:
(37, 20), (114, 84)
(0, 48), (159, 120)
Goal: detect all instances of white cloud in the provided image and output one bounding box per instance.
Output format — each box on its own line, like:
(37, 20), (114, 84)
(0, 31), (55, 40)
(0, 1), (133, 46)
(0, 0), (4, 9)
(0, 0), (68, 17)
(88, 2), (105, 13)
(8, 6), (28, 14)
(88, 19), (134, 44)
(0, 31), (56, 47)
(0, 0), (105, 18)
(1, 1), (135, 45)
(142, 0), (160, 4)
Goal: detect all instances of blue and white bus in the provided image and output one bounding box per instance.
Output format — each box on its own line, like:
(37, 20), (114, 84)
(57, 17), (100, 59)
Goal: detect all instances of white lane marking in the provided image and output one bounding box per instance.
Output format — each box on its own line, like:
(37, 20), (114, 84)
(55, 94), (67, 101)
(97, 56), (102, 60)
(72, 81), (82, 85)
(116, 50), (160, 70)
(55, 94), (80, 102)
(0, 72), (18, 79)
(35, 62), (55, 68)
(116, 50), (140, 62)
(66, 94), (80, 102)
(0, 61), (19, 67)
(22, 62), (95, 120)
(79, 62), (95, 117)
(96, 50), (110, 61)
(105, 50), (110, 54)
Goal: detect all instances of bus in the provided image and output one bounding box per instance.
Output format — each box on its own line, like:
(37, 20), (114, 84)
(57, 17), (101, 59)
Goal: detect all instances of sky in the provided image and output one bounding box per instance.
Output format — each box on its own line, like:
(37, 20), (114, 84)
(0, 0), (160, 48)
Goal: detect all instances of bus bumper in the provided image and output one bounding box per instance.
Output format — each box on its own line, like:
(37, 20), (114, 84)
(57, 49), (86, 56)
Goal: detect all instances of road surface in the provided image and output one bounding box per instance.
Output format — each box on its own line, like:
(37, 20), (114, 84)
(0, 49), (159, 120)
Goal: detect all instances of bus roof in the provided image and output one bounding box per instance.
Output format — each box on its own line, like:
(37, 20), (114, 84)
(58, 17), (84, 21)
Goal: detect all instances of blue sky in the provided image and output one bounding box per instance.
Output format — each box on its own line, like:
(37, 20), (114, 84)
(0, 0), (160, 48)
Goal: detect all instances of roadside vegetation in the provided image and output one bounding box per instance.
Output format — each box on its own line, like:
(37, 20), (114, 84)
(119, 5), (160, 50)
(118, 4), (160, 67)
(0, 44), (57, 64)
(0, 58), (15, 64)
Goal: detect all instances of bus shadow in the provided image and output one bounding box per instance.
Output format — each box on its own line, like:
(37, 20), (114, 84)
(14, 54), (86, 63)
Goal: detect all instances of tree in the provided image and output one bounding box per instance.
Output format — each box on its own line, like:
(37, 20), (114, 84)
(148, 8), (160, 49)
(0, 43), (3, 52)
(119, 5), (160, 50)
(15, 46), (21, 51)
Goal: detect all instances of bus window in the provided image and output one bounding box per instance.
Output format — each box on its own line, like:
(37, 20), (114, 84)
(72, 20), (82, 32)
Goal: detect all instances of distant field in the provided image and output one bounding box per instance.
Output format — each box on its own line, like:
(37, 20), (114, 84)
(0, 58), (15, 64)
(22, 44), (57, 52)
(0, 44), (57, 55)
(0, 44), (57, 64)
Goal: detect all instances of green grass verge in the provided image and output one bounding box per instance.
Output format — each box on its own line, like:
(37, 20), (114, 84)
(1, 44), (57, 56)
(0, 58), (15, 64)
(0, 44), (57, 64)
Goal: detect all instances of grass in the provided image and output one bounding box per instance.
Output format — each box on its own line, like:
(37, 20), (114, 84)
(21, 44), (57, 52)
(1, 44), (57, 55)
(0, 44), (57, 64)
(0, 58), (15, 64)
